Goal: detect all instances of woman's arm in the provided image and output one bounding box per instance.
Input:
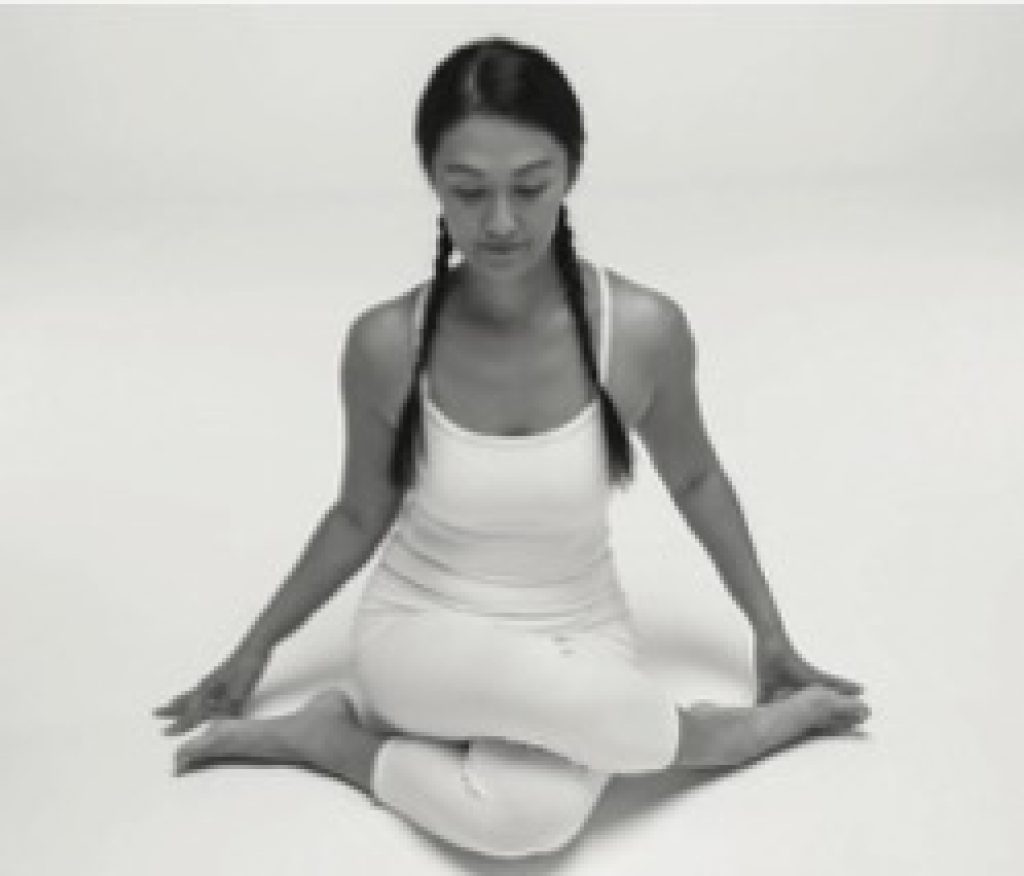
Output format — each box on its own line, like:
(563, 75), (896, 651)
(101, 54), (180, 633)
(634, 290), (862, 702)
(236, 306), (405, 658)
(634, 292), (785, 644)
(154, 307), (407, 733)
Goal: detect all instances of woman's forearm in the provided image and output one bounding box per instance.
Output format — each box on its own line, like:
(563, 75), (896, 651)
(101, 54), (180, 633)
(236, 505), (386, 657)
(669, 466), (789, 646)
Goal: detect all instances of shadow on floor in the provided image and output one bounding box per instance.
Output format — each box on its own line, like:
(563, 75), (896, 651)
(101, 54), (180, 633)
(427, 727), (872, 874)
(424, 765), (737, 875)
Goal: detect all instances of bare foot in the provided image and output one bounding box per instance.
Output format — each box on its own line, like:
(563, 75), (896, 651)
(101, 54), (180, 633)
(770, 685), (870, 746)
(173, 688), (360, 776)
(799, 685), (871, 734)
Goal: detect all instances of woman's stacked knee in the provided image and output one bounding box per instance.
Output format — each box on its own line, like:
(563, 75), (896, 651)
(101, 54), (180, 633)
(459, 741), (606, 859)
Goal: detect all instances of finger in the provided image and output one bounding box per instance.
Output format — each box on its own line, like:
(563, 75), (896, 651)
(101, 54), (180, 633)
(162, 694), (215, 736)
(163, 716), (198, 736)
(152, 693), (191, 717)
(163, 703), (215, 736)
(810, 670), (864, 697)
(153, 702), (189, 719)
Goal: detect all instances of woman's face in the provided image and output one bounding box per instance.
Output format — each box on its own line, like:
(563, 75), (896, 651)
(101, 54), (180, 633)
(429, 114), (572, 276)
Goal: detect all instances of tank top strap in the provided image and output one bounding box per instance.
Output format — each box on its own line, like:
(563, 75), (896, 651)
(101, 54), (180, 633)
(411, 281), (426, 351)
(412, 264), (611, 383)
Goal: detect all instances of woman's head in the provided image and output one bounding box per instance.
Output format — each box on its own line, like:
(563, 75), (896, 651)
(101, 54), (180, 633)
(414, 38), (585, 274)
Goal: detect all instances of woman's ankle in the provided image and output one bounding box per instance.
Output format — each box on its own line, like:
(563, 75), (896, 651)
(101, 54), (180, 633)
(673, 703), (757, 769)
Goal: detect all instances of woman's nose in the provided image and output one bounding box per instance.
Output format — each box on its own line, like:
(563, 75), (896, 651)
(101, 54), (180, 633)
(483, 193), (517, 237)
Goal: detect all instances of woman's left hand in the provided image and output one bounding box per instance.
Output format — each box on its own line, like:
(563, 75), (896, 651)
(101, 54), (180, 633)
(755, 637), (864, 705)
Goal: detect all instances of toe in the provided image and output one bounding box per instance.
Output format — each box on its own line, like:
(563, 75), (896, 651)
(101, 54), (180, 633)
(850, 702), (872, 725)
(172, 724), (223, 774)
(173, 744), (198, 775)
(825, 700), (871, 732)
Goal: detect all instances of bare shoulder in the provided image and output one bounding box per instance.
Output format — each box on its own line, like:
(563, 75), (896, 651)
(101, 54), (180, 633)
(604, 267), (695, 376)
(346, 286), (416, 369)
(342, 284), (420, 422)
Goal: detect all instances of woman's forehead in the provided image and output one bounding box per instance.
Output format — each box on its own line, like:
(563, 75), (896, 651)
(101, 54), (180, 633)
(435, 115), (563, 176)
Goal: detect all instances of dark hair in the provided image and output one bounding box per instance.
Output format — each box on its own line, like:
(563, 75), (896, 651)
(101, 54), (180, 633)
(388, 36), (634, 491)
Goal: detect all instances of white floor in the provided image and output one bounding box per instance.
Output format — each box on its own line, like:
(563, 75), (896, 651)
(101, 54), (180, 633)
(2, 175), (1021, 874)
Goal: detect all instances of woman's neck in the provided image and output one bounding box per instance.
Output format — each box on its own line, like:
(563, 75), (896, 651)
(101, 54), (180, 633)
(449, 254), (571, 335)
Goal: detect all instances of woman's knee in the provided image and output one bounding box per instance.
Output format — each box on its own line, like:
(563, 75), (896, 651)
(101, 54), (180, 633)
(472, 775), (598, 858)
(465, 742), (606, 859)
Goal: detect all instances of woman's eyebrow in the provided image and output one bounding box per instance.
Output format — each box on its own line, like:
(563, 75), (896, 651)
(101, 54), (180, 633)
(443, 159), (553, 176)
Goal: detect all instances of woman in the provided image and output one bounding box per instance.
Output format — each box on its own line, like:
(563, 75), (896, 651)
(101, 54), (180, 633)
(155, 36), (869, 859)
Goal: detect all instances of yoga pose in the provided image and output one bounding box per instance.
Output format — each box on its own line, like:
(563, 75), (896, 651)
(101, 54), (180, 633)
(155, 36), (869, 859)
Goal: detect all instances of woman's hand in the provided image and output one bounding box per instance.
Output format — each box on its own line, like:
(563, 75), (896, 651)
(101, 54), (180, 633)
(755, 637), (864, 705)
(153, 643), (270, 736)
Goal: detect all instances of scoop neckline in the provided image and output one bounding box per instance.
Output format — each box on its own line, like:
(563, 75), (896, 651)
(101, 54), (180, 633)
(415, 261), (608, 445)
(423, 388), (599, 444)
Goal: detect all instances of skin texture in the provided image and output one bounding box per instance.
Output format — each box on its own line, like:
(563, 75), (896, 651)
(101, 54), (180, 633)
(155, 113), (865, 739)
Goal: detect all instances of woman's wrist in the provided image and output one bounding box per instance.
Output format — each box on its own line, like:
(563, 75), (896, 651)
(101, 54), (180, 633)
(745, 591), (790, 651)
(753, 622), (791, 653)
(235, 626), (277, 661)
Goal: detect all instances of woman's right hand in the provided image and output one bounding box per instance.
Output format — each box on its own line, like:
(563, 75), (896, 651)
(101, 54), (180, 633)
(153, 643), (270, 736)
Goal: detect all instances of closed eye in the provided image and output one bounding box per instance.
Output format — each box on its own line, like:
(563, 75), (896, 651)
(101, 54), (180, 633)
(453, 185), (548, 202)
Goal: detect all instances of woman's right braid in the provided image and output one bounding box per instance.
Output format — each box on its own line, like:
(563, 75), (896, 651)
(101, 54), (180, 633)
(388, 215), (454, 490)
(553, 205), (634, 487)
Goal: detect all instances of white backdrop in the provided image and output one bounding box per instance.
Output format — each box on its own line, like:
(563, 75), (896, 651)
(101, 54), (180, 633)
(2, 5), (1022, 875)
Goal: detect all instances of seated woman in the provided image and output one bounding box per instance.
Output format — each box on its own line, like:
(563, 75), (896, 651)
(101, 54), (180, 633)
(155, 35), (869, 861)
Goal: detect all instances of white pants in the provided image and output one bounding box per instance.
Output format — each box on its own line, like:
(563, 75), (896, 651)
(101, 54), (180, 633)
(351, 593), (680, 859)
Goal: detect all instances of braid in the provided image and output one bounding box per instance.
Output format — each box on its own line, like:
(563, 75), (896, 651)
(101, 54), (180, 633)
(552, 203), (634, 487)
(388, 215), (454, 490)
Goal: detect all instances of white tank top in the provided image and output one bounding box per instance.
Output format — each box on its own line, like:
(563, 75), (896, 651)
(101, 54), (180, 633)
(372, 265), (626, 618)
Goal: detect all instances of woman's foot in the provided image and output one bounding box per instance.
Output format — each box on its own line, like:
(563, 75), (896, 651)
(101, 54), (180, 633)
(678, 684), (870, 769)
(173, 688), (363, 777)
(748, 684), (870, 758)
(797, 685), (871, 734)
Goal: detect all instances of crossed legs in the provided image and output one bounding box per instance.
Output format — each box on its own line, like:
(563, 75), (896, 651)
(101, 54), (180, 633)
(174, 610), (868, 859)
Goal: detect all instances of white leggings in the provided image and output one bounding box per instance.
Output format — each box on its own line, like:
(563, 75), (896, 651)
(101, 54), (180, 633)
(351, 604), (680, 859)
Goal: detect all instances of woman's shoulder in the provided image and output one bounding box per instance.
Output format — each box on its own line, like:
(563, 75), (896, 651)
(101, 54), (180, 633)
(603, 265), (692, 354)
(347, 283), (418, 358)
(342, 284), (420, 415)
